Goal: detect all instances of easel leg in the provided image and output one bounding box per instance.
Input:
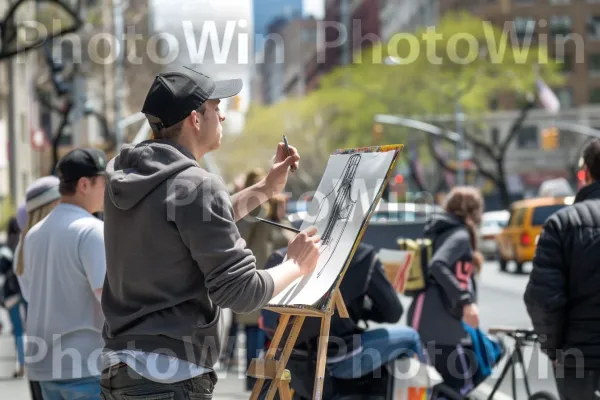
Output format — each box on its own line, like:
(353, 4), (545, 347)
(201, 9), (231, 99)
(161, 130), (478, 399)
(250, 315), (290, 400)
(249, 315), (305, 400)
(312, 314), (332, 400)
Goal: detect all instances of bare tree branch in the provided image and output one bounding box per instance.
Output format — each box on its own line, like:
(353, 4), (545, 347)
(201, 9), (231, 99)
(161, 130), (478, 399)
(470, 155), (497, 182)
(500, 99), (535, 155)
(426, 134), (459, 174)
(463, 128), (497, 160)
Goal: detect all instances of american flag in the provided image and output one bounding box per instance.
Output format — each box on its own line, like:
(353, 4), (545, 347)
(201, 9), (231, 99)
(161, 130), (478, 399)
(536, 77), (560, 114)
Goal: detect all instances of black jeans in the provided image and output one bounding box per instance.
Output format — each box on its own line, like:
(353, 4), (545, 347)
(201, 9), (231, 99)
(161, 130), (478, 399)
(555, 367), (600, 400)
(100, 362), (216, 400)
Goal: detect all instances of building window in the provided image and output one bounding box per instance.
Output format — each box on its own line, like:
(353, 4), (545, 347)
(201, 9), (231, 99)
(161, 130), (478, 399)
(557, 53), (571, 73)
(549, 16), (572, 38)
(517, 125), (539, 149)
(588, 16), (600, 40)
(590, 88), (600, 103)
(549, 0), (570, 4)
(513, 17), (536, 39)
(556, 87), (573, 108)
(489, 96), (499, 110)
(590, 53), (600, 74)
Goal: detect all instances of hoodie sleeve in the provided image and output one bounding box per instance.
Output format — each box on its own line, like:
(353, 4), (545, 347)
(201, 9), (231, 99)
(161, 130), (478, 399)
(429, 228), (474, 308)
(174, 174), (275, 313)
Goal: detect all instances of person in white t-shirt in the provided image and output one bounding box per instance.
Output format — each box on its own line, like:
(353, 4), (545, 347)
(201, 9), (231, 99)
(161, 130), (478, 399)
(16, 148), (107, 400)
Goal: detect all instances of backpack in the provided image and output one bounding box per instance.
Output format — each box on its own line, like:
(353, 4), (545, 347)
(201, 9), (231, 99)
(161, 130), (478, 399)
(397, 237), (432, 297)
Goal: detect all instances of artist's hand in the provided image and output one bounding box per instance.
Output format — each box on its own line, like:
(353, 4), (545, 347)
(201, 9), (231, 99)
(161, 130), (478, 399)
(463, 303), (479, 329)
(287, 226), (321, 276)
(265, 142), (300, 195)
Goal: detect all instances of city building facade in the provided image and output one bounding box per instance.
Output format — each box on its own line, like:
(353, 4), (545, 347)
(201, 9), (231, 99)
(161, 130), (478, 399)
(258, 16), (319, 104)
(438, 0), (600, 110)
(319, 0), (381, 74)
(379, 0), (438, 41)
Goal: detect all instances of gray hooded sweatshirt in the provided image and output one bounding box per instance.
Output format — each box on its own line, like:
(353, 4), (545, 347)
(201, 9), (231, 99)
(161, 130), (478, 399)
(101, 140), (274, 368)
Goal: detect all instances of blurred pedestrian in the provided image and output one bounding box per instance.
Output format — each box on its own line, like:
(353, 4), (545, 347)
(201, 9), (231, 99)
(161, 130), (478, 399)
(16, 149), (107, 400)
(525, 139), (600, 400)
(220, 169), (265, 370)
(0, 216), (25, 378)
(231, 170), (293, 390)
(14, 204), (44, 400)
(407, 186), (485, 396)
(100, 69), (319, 399)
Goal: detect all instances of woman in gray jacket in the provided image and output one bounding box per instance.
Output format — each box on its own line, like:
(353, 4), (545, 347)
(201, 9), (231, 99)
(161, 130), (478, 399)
(407, 186), (484, 396)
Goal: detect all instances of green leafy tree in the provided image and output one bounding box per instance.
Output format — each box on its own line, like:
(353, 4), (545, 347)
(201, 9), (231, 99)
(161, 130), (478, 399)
(230, 12), (564, 205)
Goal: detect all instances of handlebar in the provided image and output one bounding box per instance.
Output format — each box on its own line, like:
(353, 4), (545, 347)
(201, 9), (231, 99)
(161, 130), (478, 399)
(488, 326), (540, 343)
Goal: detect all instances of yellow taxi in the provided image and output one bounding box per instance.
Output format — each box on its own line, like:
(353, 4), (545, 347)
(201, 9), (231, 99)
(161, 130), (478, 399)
(496, 196), (573, 273)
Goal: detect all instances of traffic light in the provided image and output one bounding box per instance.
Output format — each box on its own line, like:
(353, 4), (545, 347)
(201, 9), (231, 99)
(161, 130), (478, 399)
(373, 123), (383, 141)
(541, 127), (559, 150)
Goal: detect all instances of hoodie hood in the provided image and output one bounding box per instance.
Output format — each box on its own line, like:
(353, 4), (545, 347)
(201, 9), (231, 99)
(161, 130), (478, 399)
(106, 140), (198, 210)
(424, 211), (464, 238)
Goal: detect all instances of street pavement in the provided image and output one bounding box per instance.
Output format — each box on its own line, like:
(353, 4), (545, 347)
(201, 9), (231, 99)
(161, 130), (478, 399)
(0, 260), (557, 399)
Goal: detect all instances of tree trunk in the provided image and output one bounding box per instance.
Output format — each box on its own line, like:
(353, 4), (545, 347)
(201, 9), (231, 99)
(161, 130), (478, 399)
(496, 159), (511, 210)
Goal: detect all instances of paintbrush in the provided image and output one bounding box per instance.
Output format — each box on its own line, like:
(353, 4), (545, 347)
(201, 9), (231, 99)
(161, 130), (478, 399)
(255, 217), (301, 234)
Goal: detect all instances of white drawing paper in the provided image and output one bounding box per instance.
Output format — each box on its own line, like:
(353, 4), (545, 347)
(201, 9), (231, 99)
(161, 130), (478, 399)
(268, 150), (397, 307)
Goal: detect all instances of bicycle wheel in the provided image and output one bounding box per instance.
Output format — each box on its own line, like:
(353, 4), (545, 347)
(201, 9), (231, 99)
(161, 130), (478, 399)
(528, 391), (559, 400)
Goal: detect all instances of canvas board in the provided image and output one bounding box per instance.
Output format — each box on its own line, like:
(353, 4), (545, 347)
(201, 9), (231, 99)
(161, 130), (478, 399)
(268, 148), (400, 308)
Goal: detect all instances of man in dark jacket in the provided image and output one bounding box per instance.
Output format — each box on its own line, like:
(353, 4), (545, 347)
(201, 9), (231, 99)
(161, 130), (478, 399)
(524, 139), (600, 399)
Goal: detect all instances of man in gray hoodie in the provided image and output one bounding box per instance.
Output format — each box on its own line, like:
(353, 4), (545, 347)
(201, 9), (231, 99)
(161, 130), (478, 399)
(100, 69), (320, 399)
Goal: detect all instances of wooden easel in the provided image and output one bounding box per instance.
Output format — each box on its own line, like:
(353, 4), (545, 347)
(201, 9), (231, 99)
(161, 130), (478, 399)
(247, 143), (404, 400)
(247, 288), (349, 400)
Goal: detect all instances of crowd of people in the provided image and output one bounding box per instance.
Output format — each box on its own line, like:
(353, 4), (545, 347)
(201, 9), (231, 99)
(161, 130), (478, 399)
(0, 66), (598, 400)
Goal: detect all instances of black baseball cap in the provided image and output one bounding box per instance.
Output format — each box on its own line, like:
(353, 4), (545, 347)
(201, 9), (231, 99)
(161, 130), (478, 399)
(56, 148), (107, 183)
(141, 67), (243, 133)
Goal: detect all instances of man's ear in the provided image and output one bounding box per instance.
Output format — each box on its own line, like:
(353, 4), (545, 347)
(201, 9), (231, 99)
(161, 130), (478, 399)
(190, 110), (202, 129)
(76, 178), (87, 194)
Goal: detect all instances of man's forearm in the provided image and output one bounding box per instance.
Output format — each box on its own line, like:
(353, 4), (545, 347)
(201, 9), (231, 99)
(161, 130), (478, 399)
(231, 179), (275, 222)
(265, 259), (302, 297)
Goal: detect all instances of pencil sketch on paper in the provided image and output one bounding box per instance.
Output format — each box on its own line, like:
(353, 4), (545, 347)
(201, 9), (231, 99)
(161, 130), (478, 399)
(268, 149), (398, 308)
(315, 154), (361, 278)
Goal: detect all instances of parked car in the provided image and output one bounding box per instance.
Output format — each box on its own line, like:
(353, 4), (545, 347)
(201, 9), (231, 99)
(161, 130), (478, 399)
(478, 210), (510, 260)
(495, 196), (573, 273)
